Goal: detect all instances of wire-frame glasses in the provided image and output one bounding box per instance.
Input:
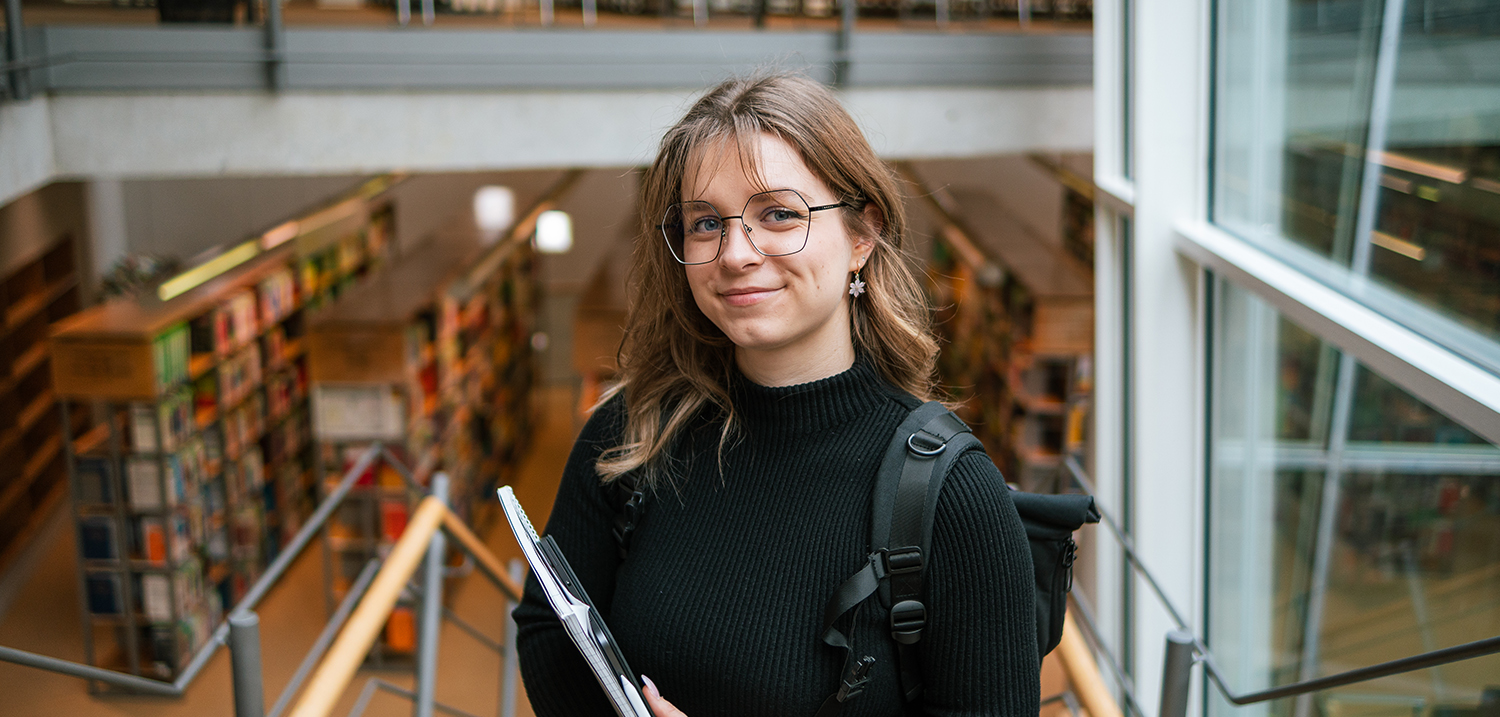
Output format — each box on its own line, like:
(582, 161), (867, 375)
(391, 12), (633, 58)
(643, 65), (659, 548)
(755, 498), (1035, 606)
(659, 189), (852, 265)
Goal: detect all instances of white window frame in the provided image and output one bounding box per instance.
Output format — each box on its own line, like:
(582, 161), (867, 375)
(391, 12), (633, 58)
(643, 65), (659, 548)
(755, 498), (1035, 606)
(1090, 0), (1500, 716)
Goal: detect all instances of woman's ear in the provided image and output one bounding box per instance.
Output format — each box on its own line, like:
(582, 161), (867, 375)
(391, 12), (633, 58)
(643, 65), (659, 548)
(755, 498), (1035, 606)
(850, 201), (883, 262)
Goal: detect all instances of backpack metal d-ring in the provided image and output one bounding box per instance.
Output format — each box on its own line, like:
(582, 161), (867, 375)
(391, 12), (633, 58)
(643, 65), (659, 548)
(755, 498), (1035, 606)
(906, 432), (947, 456)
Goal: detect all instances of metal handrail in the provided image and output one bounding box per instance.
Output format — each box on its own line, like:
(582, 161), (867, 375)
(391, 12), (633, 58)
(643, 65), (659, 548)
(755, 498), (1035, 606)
(1057, 455), (1500, 708)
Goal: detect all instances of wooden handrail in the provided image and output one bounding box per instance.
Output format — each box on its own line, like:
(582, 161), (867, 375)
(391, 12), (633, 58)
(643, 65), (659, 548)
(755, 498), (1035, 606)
(1055, 613), (1125, 717)
(286, 496), (527, 717)
(290, 497), (449, 717)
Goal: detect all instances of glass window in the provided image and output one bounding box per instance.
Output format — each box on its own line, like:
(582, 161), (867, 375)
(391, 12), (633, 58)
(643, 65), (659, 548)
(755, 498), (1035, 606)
(1213, 0), (1500, 372)
(1206, 279), (1500, 717)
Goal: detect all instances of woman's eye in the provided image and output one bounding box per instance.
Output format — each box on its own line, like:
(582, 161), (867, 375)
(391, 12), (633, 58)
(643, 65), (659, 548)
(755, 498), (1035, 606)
(764, 208), (803, 224)
(689, 217), (722, 235)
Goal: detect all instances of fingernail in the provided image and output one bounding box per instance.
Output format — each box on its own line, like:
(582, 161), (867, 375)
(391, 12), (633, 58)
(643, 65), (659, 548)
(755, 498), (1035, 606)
(641, 674), (660, 699)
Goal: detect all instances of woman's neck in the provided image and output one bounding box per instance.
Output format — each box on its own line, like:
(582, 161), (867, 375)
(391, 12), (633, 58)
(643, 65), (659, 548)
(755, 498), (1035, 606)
(734, 322), (856, 388)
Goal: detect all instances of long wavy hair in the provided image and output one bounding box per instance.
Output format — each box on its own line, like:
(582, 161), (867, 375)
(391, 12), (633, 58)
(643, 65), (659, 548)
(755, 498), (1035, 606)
(596, 71), (940, 487)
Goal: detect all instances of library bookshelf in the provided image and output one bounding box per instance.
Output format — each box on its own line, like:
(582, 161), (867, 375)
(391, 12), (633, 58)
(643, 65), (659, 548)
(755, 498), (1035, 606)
(306, 228), (538, 661)
(921, 182), (1095, 493)
(1, 235), (88, 576)
(49, 185), (395, 684)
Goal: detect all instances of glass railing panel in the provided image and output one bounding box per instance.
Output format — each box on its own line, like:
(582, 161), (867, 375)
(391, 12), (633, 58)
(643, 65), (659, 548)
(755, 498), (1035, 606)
(1208, 278), (1500, 717)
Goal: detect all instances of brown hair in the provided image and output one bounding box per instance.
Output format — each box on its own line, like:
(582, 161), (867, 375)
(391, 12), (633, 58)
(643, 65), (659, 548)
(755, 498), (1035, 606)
(597, 71), (939, 486)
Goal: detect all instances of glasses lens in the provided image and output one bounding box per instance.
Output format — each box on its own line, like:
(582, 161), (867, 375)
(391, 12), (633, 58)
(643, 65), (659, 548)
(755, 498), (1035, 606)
(744, 190), (812, 257)
(662, 201), (722, 264)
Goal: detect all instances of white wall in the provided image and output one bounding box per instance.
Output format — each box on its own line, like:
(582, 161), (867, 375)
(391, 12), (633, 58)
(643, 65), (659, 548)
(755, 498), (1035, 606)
(2, 86), (1093, 210)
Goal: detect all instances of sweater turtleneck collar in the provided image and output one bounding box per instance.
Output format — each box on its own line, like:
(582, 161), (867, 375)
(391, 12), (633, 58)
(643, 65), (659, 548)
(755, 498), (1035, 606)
(729, 353), (894, 435)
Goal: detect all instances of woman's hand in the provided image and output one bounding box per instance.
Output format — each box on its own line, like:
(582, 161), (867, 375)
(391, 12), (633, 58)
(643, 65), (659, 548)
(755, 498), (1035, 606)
(641, 675), (688, 717)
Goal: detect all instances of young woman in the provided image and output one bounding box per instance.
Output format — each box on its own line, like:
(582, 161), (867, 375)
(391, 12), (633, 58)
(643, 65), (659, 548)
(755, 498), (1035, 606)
(514, 72), (1039, 717)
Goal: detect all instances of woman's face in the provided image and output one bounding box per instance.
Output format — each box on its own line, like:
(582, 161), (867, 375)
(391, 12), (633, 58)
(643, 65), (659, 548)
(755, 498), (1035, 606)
(679, 133), (873, 372)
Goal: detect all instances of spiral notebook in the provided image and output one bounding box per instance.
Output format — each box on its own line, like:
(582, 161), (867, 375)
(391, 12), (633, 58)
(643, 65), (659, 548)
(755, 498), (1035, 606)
(497, 486), (654, 717)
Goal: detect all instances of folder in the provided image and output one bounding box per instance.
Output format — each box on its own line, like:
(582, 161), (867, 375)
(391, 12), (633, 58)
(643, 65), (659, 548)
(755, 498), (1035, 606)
(497, 486), (653, 717)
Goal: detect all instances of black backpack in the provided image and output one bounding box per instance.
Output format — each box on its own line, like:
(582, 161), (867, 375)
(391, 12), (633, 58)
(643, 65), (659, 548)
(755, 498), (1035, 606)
(610, 401), (1100, 716)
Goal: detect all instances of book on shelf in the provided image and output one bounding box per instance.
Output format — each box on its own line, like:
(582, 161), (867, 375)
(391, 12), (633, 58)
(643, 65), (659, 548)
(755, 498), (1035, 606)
(151, 324), (190, 392)
(126, 455), (187, 510)
(74, 457), (114, 505)
(85, 571), (123, 615)
(130, 387), (193, 453)
(135, 514), (192, 565)
(230, 504), (263, 565)
(217, 291), (259, 356)
(379, 498), (409, 542)
(138, 563), (203, 623)
(258, 268), (297, 327)
(225, 447), (265, 500)
(385, 606), (416, 653)
(79, 515), (120, 561)
(218, 343), (264, 410)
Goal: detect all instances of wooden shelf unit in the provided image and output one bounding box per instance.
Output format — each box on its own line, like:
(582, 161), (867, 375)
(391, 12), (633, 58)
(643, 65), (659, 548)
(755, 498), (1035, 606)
(51, 190), (395, 683)
(0, 235), (88, 575)
(306, 229), (538, 661)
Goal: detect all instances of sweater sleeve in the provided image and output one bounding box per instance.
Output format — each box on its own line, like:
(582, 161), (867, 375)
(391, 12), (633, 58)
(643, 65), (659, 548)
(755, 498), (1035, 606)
(919, 450), (1041, 716)
(513, 395), (629, 717)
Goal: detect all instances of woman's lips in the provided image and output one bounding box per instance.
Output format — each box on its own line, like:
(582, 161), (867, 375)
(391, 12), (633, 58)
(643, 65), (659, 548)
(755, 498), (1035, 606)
(719, 287), (780, 307)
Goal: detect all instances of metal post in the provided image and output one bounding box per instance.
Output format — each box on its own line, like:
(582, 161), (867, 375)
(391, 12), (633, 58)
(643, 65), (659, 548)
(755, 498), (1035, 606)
(263, 0), (285, 90)
(539, 0), (552, 26)
(421, 0), (435, 26)
(834, 0), (856, 87)
(583, 0), (597, 25)
(414, 473), (449, 717)
(1159, 630), (1195, 717)
(229, 612), (266, 717)
(934, 0), (947, 26)
(3, 0), (28, 101)
(499, 558), (524, 717)
(398, 0), (412, 26)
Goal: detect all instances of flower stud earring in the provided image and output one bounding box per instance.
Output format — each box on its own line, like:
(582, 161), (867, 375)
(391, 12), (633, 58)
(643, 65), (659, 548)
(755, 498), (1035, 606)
(849, 270), (867, 299)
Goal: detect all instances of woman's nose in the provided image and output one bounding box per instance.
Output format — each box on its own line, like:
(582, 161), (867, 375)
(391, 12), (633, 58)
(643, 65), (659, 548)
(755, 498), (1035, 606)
(717, 218), (762, 267)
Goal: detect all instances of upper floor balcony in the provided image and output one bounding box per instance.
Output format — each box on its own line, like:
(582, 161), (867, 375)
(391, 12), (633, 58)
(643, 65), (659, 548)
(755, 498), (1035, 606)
(2, 0), (1092, 94)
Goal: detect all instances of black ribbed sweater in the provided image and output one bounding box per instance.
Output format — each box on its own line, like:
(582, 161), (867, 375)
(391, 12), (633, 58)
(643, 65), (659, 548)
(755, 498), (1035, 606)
(513, 358), (1039, 716)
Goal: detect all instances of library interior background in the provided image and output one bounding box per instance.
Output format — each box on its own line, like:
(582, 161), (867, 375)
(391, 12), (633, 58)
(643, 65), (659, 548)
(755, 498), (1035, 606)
(0, 0), (1497, 715)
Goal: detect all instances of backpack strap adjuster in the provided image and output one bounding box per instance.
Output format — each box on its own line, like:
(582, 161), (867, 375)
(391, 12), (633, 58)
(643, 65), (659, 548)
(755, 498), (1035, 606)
(889, 600), (926, 644)
(883, 546), (923, 576)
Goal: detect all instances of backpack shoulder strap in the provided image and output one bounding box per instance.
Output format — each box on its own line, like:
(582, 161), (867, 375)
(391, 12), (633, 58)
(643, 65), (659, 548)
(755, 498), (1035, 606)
(880, 402), (977, 705)
(818, 401), (977, 715)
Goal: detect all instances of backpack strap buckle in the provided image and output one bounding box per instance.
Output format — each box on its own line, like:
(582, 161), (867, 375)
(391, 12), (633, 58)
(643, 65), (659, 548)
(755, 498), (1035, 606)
(836, 655), (877, 702)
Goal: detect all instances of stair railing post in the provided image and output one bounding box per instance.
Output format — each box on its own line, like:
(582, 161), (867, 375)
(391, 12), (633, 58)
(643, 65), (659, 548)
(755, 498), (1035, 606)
(1159, 630), (1196, 717)
(500, 557), (525, 717)
(414, 472), (449, 717)
(229, 611), (266, 717)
